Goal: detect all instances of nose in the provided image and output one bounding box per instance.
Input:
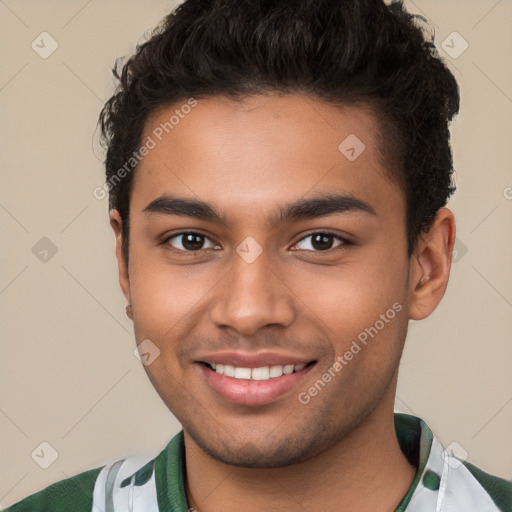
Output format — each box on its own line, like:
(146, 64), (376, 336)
(209, 251), (296, 336)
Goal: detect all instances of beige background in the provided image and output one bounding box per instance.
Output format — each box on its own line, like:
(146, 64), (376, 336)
(1, 0), (511, 507)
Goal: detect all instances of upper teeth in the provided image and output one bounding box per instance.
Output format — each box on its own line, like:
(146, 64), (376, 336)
(210, 363), (307, 380)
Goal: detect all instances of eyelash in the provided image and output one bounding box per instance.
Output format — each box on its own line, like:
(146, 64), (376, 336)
(161, 231), (352, 254)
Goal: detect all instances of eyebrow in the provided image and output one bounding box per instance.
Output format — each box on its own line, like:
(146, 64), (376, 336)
(143, 193), (377, 228)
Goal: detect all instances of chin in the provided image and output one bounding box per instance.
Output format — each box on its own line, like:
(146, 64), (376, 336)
(184, 422), (337, 469)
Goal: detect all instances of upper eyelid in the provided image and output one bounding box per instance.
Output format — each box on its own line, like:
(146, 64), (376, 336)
(164, 231), (219, 248)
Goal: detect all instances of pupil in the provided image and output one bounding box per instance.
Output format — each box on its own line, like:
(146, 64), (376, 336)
(312, 234), (333, 251)
(183, 233), (204, 250)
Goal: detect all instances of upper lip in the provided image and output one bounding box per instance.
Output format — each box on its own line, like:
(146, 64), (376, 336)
(195, 351), (315, 368)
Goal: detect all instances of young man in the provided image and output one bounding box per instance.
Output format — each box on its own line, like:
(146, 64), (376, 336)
(4, 0), (511, 511)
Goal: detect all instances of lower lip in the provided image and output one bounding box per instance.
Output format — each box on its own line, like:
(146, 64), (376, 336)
(199, 364), (314, 406)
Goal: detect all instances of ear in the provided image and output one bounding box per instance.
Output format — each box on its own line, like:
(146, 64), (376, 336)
(408, 208), (456, 320)
(109, 210), (131, 307)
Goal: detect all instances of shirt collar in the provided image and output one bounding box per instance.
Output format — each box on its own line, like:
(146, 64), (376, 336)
(153, 412), (435, 512)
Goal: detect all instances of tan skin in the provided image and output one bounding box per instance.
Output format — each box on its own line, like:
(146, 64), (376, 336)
(110, 94), (455, 512)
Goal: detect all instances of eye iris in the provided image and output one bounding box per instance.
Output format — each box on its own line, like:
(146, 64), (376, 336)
(311, 234), (334, 251)
(182, 233), (204, 250)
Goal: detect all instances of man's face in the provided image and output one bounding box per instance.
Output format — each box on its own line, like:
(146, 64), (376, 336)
(118, 94), (414, 467)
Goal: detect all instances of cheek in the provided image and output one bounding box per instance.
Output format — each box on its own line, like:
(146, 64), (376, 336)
(301, 260), (408, 405)
(289, 250), (407, 346)
(329, 251), (409, 378)
(128, 253), (217, 342)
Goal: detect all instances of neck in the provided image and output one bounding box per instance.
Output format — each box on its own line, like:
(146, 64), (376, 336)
(184, 391), (416, 512)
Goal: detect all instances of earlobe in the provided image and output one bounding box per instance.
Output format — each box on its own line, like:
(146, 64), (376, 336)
(109, 210), (131, 307)
(408, 208), (456, 320)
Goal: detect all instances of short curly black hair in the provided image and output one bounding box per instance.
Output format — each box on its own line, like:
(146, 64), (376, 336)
(98, 0), (460, 264)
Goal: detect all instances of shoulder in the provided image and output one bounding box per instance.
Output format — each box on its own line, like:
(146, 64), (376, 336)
(2, 454), (161, 512)
(2, 432), (185, 512)
(461, 460), (512, 512)
(393, 412), (511, 511)
(420, 435), (512, 512)
(2, 466), (103, 512)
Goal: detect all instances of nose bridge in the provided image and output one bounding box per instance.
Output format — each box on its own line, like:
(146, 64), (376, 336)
(209, 249), (295, 335)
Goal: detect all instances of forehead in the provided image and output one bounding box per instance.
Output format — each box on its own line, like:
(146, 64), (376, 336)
(130, 94), (404, 226)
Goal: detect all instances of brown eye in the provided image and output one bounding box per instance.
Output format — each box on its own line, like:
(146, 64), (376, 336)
(294, 232), (347, 252)
(166, 232), (219, 251)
